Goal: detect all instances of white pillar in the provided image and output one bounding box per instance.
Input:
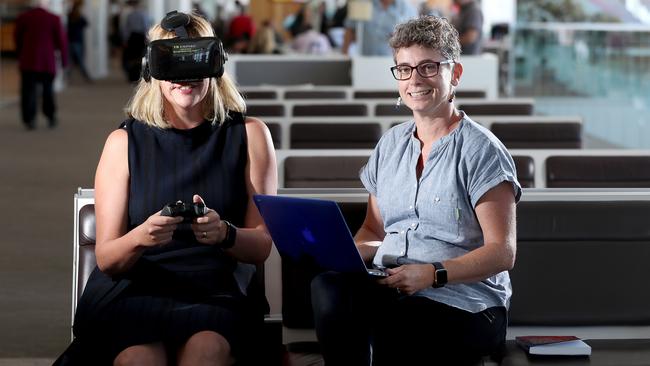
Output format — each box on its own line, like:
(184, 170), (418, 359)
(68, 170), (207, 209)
(148, 0), (166, 24)
(48, 0), (66, 90)
(85, 0), (109, 79)
(148, 0), (194, 28)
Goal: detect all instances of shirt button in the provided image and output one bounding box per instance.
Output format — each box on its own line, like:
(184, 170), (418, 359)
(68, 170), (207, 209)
(400, 230), (405, 234)
(400, 250), (405, 255)
(408, 205), (413, 210)
(411, 222), (416, 227)
(435, 197), (440, 202)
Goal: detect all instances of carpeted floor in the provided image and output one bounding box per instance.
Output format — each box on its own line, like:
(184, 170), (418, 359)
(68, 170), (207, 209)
(0, 58), (133, 358)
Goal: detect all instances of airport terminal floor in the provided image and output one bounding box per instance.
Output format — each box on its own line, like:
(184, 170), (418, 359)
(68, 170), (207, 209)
(0, 58), (132, 364)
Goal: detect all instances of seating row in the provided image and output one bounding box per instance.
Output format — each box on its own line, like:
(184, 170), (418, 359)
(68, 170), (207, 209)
(225, 54), (500, 98)
(275, 149), (650, 189)
(246, 98), (535, 119)
(264, 116), (583, 150)
(73, 188), (650, 365)
(240, 86), (486, 100)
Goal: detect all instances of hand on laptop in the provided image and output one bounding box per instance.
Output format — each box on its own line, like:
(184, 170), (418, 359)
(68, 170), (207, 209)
(377, 264), (436, 295)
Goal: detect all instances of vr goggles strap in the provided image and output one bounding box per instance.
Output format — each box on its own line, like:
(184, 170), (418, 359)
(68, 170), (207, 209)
(161, 11), (190, 38)
(172, 26), (188, 38)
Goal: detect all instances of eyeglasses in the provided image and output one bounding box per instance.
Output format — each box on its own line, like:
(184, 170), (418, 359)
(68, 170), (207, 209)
(390, 60), (454, 80)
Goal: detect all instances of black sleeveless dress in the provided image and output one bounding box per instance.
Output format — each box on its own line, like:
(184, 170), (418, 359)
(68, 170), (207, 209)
(70, 113), (267, 364)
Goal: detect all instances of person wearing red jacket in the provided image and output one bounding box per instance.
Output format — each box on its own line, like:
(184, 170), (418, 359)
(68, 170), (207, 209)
(14, 0), (68, 130)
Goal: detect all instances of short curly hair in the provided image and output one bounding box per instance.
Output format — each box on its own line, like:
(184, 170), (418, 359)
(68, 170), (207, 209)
(389, 16), (461, 61)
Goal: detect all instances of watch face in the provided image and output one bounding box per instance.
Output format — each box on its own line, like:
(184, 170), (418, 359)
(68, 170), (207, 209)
(437, 268), (448, 285)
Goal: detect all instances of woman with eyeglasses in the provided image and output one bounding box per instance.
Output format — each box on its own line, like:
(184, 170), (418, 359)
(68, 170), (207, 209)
(311, 16), (521, 365)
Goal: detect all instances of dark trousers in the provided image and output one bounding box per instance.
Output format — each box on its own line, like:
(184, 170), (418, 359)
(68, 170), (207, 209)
(311, 272), (507, 366)
(20, 71), (56, 127)
(69, 42), (90, 80)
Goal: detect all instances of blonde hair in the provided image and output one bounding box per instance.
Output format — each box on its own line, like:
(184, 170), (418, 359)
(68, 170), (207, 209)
(126, 12), (245, 128)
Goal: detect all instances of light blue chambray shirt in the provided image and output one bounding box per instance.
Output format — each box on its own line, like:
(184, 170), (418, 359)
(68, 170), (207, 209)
(359, 114), (522, 313)
(345, 0), (418, 56)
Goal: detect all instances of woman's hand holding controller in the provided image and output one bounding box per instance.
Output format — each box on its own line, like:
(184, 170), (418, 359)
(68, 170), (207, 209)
(138, 210), (183, 247)
(191, 194), (228, 245)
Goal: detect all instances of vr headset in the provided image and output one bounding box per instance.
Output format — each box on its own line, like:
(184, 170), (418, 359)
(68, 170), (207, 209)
(141, 11), (227, 82)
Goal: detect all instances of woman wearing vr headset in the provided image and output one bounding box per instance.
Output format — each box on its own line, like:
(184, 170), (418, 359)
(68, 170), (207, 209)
(57, 12), (276, 366)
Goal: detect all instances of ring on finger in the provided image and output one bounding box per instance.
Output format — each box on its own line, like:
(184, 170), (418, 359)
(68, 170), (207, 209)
(202, 231), (208, 239)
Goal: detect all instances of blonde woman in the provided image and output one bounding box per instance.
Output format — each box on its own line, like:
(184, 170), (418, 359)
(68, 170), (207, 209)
(56, 12), (276, 366)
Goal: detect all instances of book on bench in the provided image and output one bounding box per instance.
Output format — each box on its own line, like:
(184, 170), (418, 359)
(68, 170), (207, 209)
(515, 336), (592, 356)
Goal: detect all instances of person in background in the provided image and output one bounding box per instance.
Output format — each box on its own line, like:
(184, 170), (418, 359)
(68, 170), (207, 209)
(291, 23), (332, 55)
(211, 4), (227, 41)
(289, 2), (332, 54)
(121, 0), (151, 83)
(227, 0), (256, 53)
(192, 1), (209, 20)
(108, 0), (123, 57)
(248, 20), (282, 54)
(328, 2), (348, 48)
(419, 0), (451, 17)
(67, 0), (91, 83)
(342, 0), (417, 56)
(452, 0), (484, 54)
(311, 15), (520, 365)
(54, 12), (277, 365)
(14, 0), (68, 130)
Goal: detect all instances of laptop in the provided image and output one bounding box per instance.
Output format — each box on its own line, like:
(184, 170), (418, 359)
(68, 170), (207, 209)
(253, 194), (387, 277)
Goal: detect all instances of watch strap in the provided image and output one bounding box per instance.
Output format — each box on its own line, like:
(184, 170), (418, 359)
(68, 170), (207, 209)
(221, 220), (237, 249)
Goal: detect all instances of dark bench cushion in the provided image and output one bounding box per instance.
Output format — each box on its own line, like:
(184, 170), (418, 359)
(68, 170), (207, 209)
(241, 90), (278, 100)
(284, 90), (347, 99)
(491, 122), (582, 149)
(455, 90), (487, 99)
(375, 104), (412, 117)
(546, 156), (650, 188)
(265, 122), (281, 148)
(284, 156), (368, 188)
(354, 91), (399, 99)
(354, 90), (486, 99)
(290, 123), (381, 149)
(292, 104), (368, 117)
(247, 104), (285, 117)
(512, 155), (534, 188)
(458, 103), (534, 116)
(510, 201), (650, 325)
(376, 101), (534, 117)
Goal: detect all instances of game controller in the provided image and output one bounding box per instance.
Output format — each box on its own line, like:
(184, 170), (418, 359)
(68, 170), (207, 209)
(161, 200), (208, 222)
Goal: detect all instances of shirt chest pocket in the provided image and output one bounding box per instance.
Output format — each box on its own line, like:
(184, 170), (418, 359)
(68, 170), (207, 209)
(419, 191), (460, 242)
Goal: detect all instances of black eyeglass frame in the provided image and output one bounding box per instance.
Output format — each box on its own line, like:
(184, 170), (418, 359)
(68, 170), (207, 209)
(390, 60), (455, 80)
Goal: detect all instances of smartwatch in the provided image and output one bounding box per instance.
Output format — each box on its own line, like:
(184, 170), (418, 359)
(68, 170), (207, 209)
(221, 220), (237, 249)
(432, 262), (447, 288)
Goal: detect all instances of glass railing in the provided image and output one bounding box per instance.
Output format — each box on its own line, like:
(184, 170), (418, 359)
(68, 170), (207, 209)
(513, 22), (650, 148)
